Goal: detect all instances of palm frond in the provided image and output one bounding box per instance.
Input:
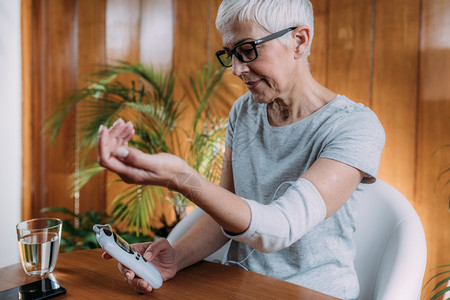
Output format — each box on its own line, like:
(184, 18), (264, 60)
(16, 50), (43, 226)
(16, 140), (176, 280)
(423, 264), (450, 300)
(188, 62), (226, 131)
(69, 163), (105, 196)
(45, 61), (235, 235)
(110, 185), (164, 236)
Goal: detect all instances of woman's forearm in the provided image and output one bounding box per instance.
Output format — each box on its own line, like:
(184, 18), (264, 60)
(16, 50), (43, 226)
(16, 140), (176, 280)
(175, 169), (251, 235)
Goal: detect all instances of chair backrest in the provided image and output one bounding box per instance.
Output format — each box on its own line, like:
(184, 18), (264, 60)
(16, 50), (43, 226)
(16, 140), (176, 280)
(167, 207), (230, 263)
(353, 179), (427, 300)
(167, 207), (205, 245)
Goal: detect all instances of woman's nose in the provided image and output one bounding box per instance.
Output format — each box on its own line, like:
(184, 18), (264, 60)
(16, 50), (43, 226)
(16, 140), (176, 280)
(231, 56), (249, 76)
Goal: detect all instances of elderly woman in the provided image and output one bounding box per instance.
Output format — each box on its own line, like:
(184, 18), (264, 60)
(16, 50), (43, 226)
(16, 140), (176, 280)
(97, 0), (385, 298)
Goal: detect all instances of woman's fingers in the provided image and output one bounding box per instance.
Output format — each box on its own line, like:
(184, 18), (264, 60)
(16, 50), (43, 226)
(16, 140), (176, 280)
(97, 128), (123, 169)
(109, 118), (125, 136)
(97, 118), (192, 189)
(107, 119), (134, 146)
(103, 241), (157, 294)
(97, 119), (135, 172)
(119, 121), (135, 141)
(145, 238), (172, 262)
(118, 263), (153, 293)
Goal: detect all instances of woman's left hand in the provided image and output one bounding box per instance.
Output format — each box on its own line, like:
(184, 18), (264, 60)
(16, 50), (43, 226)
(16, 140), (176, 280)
(102, 238), (178, 293)
(97, 118), (192, 189)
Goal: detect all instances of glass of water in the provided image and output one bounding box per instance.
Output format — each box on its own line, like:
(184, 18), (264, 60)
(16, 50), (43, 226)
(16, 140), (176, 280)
(16, 218), (62, 276)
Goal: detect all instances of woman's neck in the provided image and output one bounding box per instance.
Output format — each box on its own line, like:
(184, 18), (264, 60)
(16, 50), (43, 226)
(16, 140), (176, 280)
(267, 73), (337, 126)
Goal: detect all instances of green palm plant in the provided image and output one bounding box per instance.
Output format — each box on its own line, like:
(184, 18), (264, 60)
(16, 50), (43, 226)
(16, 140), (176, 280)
(422, 264), (450, 300)
(46, 61), (229, 237)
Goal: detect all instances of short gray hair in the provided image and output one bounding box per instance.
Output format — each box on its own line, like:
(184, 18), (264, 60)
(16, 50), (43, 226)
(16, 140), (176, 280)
(216, 0), (314, 54)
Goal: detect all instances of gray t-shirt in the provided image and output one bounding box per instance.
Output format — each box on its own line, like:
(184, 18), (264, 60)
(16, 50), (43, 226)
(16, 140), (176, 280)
(224, 93), (385, 299)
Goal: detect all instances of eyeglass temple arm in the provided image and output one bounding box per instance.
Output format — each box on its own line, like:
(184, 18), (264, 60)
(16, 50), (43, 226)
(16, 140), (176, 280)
(254, 27), (298, 46)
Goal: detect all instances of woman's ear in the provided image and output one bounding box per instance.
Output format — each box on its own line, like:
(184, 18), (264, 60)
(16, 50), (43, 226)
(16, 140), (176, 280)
(292, 25), (310, 59)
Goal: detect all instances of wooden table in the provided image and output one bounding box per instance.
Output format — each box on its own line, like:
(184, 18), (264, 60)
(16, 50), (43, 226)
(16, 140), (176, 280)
(0, 249), (338, 299)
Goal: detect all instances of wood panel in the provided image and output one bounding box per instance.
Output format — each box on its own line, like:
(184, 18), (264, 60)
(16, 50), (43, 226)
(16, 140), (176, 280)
(27, 0), (47, 219)
(77, 0), (107, 214)
(309, 0), (329, 87)
(372, 0), (420, 203)
(21, 0), (33, 221)
(140, 0), (177, 230)
(172, 0), (245, 119)
(139, 0), (174, 71)
(104, 0), (141, 213)
(25, 0), (78, 218)
(30, 0), (48, 219)
(173, 0), (210, 113)
(416, 0), (450, 282)
(326, 0), (372, 106)
(45, 0), (78, 215)
(105, 0), (140, 64)
(209, 0), (225, 61)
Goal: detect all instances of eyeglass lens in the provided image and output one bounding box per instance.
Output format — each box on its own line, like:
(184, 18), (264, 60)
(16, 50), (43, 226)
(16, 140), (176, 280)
(218, 43), (257, 67)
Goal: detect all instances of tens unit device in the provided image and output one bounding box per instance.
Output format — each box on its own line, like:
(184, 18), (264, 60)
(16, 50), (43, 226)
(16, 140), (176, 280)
(93, 224), (163, 289)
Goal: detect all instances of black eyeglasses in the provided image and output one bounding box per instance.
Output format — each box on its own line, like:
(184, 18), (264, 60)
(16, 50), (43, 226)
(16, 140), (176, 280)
(215, 27), (297, 68)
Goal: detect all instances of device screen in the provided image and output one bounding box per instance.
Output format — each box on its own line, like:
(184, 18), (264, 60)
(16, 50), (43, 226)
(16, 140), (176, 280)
(0, 278), (66, 300)
(112, 232), (134, 254)
(100, 226), (135, 255)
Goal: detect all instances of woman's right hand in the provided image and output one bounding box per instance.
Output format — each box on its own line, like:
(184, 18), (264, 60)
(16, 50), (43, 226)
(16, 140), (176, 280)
(102, 238), (178, 293)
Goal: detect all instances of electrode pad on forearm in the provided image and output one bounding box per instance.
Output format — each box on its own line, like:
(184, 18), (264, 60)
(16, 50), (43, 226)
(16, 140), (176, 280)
(223, 178), (326, 253)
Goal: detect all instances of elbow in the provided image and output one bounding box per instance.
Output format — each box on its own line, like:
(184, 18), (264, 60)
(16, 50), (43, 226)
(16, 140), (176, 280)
(242, 228), (294, 253)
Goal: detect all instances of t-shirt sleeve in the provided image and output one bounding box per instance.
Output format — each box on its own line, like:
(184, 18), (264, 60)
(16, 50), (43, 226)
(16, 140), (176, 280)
(319, 108), (385, 183)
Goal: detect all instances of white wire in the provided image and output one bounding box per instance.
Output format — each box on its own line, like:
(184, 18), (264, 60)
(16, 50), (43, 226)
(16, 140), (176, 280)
(225, 248), (256, 271)
(224, 180), (298, 270)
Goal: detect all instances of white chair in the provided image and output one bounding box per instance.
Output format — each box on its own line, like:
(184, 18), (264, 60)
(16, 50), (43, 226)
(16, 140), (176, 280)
(167, 207), (230, 263)
(167, 179), (427, 299)
(353, 179), (427, 300)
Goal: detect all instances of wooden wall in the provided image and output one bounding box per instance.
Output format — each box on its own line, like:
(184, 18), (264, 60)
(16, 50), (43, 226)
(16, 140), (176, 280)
(21, 0), (450, 292)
